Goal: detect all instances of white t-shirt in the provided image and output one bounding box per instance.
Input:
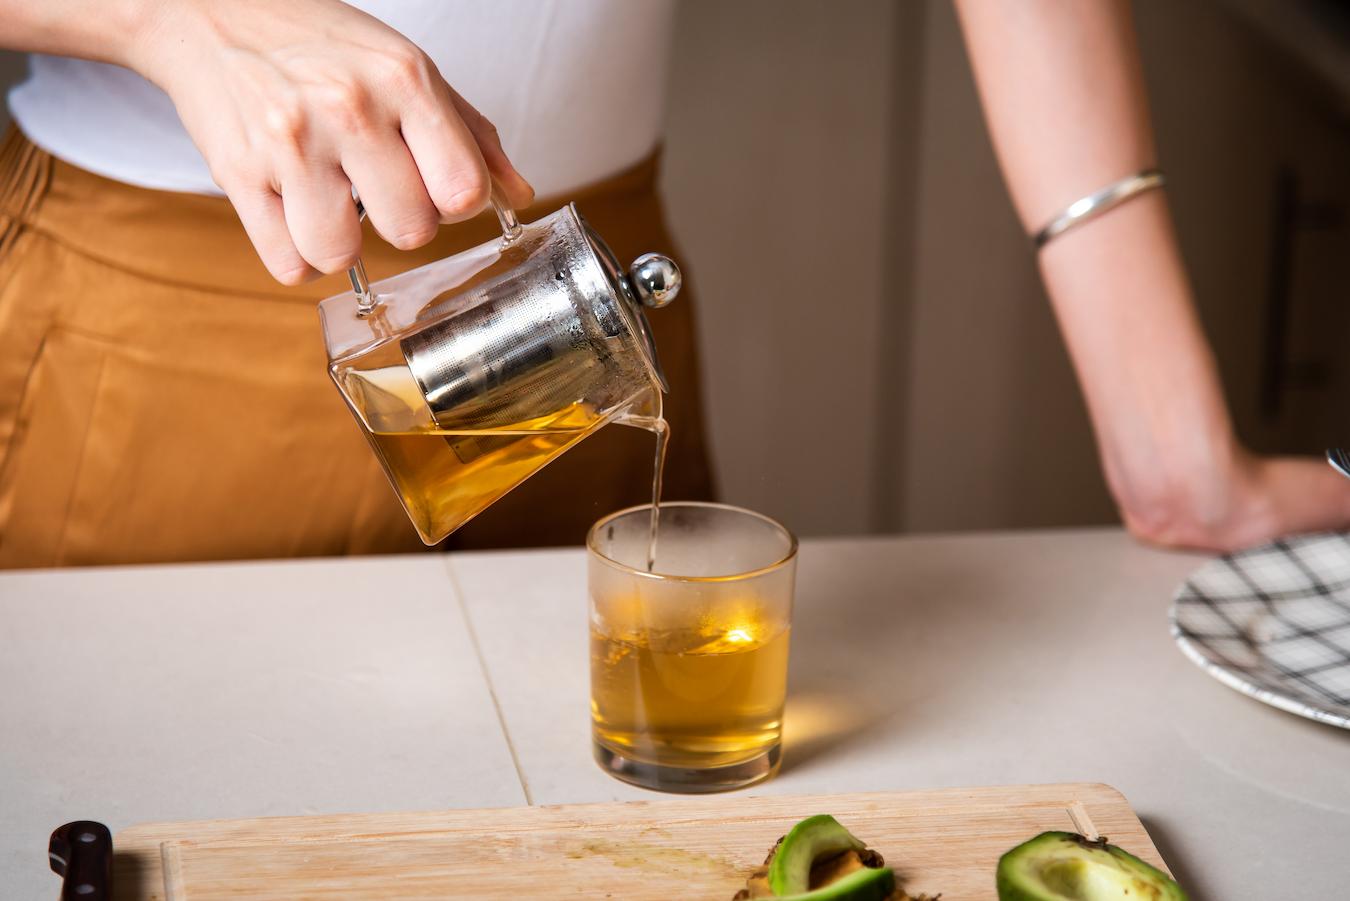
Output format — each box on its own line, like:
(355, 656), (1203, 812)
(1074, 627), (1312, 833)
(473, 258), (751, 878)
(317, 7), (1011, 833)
(6, 0), (675, 198)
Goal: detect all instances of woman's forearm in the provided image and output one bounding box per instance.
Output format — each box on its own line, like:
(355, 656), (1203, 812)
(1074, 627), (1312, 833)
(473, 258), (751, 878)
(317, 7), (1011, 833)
(0, 0), (152, 66)
(1035, 191), (1246, 541)
(953, 0), (1156, 227)
(953, 0), (1262, 545)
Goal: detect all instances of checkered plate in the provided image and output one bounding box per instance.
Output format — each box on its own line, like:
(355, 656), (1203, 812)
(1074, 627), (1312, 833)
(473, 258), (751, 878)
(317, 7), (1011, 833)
(1171, 532), (1350, 729)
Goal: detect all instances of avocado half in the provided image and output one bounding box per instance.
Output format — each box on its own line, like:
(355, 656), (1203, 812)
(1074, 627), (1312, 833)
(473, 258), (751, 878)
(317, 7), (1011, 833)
(997, 832), (1187, 900)
(730, 815), (899, 901)
(769, 815), (870, 894)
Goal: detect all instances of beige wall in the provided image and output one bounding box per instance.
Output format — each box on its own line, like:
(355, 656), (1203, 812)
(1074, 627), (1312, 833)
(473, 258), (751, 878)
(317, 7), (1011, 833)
(1134, 0), (1350, 454)
(659, 0), (900, 536)
(894, 0), (1117, 534)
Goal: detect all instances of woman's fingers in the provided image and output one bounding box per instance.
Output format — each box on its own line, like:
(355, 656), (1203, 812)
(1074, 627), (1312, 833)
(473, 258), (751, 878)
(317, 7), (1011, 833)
(238, 89), (529, 277)
(448, 88), (535, 210)
(400, 90), (495, 224)
(342, 138), (440, 250)
(153, 0), (539, 285)
(278, 163), (363, 274)
(207, 58), (532, 278)
(228, 184), (321, 285)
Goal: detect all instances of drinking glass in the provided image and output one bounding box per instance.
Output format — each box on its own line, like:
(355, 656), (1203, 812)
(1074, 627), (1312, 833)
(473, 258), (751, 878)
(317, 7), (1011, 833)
(587, 501), (797, 792)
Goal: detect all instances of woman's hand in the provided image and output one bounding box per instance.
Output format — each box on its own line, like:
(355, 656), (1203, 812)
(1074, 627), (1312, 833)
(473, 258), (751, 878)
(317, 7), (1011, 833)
(127, 0), (534, 284)
(1119, 447), (1350, 554)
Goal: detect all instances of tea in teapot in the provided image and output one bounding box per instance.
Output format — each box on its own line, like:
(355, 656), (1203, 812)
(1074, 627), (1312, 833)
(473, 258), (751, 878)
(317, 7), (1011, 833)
(319, 200), (680, 546)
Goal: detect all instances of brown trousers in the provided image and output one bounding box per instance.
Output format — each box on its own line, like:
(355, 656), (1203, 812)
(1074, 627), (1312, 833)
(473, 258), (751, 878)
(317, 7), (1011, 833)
(0, 129), (713, 568)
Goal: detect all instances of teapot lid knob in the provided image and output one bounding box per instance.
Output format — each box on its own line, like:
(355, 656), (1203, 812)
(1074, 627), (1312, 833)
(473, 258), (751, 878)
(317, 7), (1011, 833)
(628, 253), (681, 309)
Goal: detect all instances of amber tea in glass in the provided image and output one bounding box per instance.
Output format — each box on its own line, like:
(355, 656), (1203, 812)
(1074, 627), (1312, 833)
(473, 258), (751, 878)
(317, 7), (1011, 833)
(588, 502), (797, 792)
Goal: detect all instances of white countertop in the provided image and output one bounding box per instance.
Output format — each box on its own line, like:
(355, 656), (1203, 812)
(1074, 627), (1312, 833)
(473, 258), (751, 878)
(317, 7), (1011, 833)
(3, 528), (1347, 898)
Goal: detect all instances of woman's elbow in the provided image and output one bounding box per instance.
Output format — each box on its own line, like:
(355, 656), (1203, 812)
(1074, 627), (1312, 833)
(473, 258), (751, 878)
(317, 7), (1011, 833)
(1119, 494), (1220, 551)
(1113, 465), (1267, 554)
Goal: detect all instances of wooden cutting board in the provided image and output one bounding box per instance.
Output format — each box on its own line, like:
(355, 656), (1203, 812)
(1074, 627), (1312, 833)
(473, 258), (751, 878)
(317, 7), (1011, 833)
(112, 783), (1168, 900)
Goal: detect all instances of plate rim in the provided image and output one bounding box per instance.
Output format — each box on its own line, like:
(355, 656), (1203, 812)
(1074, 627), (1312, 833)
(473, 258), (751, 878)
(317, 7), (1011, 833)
(1170, 550), (1350, 730)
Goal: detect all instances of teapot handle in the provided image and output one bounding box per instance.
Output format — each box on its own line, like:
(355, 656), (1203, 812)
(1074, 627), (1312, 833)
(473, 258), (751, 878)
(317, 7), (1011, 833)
(489, 182), (522, 243)
(346, 181), (521, 315)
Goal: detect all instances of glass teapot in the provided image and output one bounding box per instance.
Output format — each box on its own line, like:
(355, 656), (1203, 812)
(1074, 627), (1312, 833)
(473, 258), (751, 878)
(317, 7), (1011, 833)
(319, 194), (681, 545)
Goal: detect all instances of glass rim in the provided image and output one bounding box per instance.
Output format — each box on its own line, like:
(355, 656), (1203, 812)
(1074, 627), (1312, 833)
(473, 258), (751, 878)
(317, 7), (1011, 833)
(586, 500), (798, 582)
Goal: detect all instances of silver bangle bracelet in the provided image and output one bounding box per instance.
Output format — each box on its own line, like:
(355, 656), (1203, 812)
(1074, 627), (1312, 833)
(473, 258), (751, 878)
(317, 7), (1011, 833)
(1032, 168), (1165, 249)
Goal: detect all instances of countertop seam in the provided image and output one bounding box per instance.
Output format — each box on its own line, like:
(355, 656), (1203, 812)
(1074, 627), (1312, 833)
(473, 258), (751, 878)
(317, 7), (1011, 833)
(445, 556), (535, 807)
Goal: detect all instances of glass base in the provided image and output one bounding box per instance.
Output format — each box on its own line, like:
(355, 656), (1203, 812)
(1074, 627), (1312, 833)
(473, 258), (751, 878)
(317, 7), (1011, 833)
(592, 741), (781, 793)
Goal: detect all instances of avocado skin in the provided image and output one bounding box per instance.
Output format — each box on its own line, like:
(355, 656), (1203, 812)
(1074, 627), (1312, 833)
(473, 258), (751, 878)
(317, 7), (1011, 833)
(996, 831), (1188, 901)
(774, 865), (896, 901)
(769, 815), (868, 895)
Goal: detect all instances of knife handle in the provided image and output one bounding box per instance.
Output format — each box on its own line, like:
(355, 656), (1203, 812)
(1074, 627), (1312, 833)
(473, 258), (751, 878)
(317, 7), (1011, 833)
(49, 821), (112, 901)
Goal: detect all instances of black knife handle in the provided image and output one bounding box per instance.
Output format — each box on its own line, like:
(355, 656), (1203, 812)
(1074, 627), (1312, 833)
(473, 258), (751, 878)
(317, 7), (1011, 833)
(49, 821), (112, 901)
